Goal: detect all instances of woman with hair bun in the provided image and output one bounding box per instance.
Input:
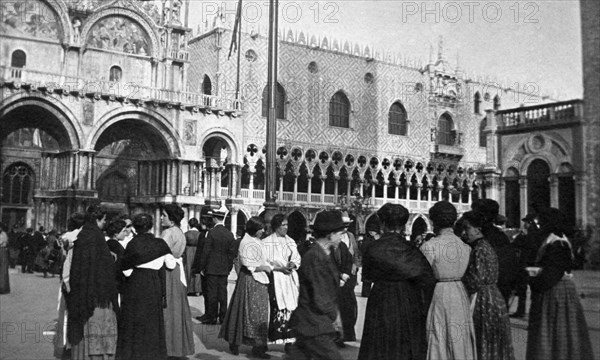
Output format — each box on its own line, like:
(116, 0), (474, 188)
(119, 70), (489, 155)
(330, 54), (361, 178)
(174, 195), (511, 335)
(117, 213), (171, 360)
(420, 201), (476, 360)
(160, 204), (195, 358)
(358, 203), (436, 360)
(526, 208), (593, 360)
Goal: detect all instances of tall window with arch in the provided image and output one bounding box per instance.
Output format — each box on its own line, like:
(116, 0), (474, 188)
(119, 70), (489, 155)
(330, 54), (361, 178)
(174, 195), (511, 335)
(329, 91), (350, 128)
(109, 65), (122, 82)
(2, 163), (34, 205)
(11, 50), (26, 78)
(437, 113), (455, 146)
(479, 117), (487, 147)
(202, 75), (212, 95)
(388, 102), (408, 135)
(261, 83), (286, 120)
(493, 95), (501, 110)
(474, 91), (481, 114)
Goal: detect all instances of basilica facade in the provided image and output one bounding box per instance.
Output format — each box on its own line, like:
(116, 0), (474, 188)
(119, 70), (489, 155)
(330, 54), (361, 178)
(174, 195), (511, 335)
(0, 0), (590, 243)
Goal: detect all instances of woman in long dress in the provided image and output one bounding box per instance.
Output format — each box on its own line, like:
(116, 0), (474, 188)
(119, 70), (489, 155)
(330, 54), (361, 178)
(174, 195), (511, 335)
(420, 202), (476, 360)
(526, 208), (593, 360)
(460, 211), (514, 360)
(160, 204), (195, 358)
(0, 222), (10, 294)
(67, 205), (119, 360)
(263, 213), (301, 349)
(358, 203), (436, 360)
(117, 213), (172, 360)
(219, 217), (273, 358)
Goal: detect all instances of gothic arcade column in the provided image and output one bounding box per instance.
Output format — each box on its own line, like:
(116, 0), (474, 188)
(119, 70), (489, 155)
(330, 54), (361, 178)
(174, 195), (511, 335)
(519, 177), (528, 220)
(549, 174), (559, 208)
(575, 173), (586, 227)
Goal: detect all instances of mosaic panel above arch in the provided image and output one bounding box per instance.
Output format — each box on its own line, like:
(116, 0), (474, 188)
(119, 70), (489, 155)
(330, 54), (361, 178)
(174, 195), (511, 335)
(1, 0), (60, 41)
(86, 15), (151, 55)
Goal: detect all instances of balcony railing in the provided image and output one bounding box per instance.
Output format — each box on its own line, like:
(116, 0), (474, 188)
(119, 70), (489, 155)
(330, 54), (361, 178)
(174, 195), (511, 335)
(497, 100), (582, 129)
(0, 66), (243, 112)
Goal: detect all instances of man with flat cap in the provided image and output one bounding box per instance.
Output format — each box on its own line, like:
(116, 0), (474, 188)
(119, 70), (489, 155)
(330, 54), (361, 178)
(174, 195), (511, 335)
(289, 210), (347, 360)
(194, 206), (237, 324)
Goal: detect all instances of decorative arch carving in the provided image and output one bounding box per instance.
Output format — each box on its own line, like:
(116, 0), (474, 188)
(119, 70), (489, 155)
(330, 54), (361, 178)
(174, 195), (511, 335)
(200, 129), (241, 164)
(1, 0), (71, 43)
(88, 107), (182, 157)
(0, 93), (82, 149)
(80, 7), (160, 58)
(504, 132), (573, 175)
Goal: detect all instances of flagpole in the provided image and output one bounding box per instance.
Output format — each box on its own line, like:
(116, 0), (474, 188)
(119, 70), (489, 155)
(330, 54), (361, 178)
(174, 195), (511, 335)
(264, 0), (279, 227)
(235, 5), (242, 100)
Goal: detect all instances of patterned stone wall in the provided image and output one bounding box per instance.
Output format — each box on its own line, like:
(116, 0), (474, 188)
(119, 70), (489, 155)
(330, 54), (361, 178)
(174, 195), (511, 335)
(581, 0), (600, 268)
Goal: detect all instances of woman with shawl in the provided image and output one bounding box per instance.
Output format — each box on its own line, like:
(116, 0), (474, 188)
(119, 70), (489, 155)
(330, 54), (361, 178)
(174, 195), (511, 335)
(54, 212), (85, 359)
(358, 203), (436, 360)
(420, 202), (476, 360)
(116, 213), (172, 360)
(67, 205), (119, 360)
(160, 204), (195, 358)
(263, 213), (301, 349)
(460, 211), (515, 360)
(219, 217), (273, 358)
(526, 208), (593, 360)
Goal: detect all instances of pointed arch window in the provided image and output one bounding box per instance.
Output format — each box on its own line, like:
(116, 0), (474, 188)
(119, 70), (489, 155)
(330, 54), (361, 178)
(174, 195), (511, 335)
(2, 163), (34, 205)
(474, 91), (481, 114)
(262, 83), (286, 120)
(202, 75), (212, 95)
(479, 117), (487, 147)
(388, 102), (408, 135)
(11, 50), (26, 78)
(493, 95), (501, 110)
(329, 91), (350, 128)
(109, 66), (122, 82)
(437, 113), (455, 146)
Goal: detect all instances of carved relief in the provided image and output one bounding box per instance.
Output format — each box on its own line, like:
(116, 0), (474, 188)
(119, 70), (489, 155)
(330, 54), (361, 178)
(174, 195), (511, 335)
(87, 16), (150, 55)
(1, 0), (59, 40)
(184, 120), (197, 145)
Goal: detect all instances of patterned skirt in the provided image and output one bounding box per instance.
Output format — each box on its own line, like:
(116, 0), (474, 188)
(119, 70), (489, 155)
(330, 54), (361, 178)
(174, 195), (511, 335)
(70, 305), (117, 360)
(472, 284), (515, 360)
(526, 278), (594, 360)
(219, 269), (269, 347)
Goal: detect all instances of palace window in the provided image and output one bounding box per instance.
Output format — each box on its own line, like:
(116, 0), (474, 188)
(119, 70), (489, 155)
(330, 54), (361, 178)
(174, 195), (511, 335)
(474, 91), (481, 114)
(437, 113), (455, 146)
(493, 95), (501, 110)
(109, 66), (122, 82)
(2, 163), (33, 205)
(261, 83), (286, 120)
(388, 102), (408, 136)
(329, 91), (350, 128)
(202, 75), (212, 95)
(11, 50), (26, 78)
(479, 117), (487, 147)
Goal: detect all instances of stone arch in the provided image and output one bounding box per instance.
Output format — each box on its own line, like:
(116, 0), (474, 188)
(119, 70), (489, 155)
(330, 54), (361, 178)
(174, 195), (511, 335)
(200, 129), (241, 165)
(80, 7), (160, 58)
(0, 94), (82, 149)
(88, 107), (182, 157)
(2, 0), (72, 43)
(408, 214), (431, 237)
(287, 210), (307, 243)
(520, 154), (556, 176)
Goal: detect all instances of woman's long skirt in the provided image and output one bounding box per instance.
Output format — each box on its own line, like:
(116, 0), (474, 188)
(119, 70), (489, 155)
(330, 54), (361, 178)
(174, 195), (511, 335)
(163, 263), (195, 357)
(70, 305), (117, 360)
(526, 278), (594, 360)
(184, 245), (202, 294)
(0, 247), (10, 294)
(472, 284), (515, 360)
(338, 274), (358, 342)
(219, 269), (269, 347)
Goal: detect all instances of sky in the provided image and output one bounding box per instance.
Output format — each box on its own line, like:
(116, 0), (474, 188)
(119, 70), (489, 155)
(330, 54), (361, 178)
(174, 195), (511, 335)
(185, 0), (583, 100)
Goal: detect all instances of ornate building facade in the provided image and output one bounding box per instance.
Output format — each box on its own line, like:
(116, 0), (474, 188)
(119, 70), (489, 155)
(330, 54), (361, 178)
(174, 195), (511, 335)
(0, 0), (591, 244)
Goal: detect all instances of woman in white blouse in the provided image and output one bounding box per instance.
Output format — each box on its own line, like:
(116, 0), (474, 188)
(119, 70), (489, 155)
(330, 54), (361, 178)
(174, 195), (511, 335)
(219, 216), (274, 359)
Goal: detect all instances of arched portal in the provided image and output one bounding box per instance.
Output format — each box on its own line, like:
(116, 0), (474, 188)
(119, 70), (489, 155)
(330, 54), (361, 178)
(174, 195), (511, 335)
(1, 162), (35, 229)
(287, 211), (307, 244)
(410, 216), (428, 243)
(527, 159), (550, 214)
(203, 135), (235, 201)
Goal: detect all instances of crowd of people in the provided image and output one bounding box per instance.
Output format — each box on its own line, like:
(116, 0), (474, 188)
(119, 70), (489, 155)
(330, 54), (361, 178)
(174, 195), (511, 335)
(0, 198), (594, 360)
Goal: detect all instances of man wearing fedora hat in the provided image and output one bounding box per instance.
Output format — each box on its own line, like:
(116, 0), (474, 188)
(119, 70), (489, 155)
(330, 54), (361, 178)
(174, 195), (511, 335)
(194, 205), (237, 325)
(510, 213), (540, 318)
(288, 210), (347, 360)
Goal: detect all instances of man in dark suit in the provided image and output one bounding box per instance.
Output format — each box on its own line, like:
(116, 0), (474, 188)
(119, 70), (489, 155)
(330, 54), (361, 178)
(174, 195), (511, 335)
(194, 206), (237, 324)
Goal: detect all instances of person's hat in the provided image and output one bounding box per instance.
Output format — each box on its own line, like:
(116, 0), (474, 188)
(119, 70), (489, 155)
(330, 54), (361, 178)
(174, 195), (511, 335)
(209, 205), (228, 218)
(341, 211), (353, 224)
(522, 213), (537, 223)
(310, 210), (348, 233)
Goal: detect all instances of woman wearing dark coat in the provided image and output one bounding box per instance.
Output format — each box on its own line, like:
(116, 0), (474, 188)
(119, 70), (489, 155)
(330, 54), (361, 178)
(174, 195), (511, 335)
(117, 213), (172, 360)
(358, 203), (436, 360)
(526, 208), (593, 360)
